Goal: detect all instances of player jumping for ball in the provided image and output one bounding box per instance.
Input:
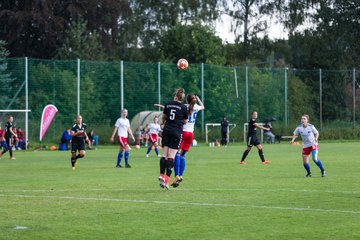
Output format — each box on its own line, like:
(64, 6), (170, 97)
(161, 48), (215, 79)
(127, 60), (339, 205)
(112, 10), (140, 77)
(240, 111), (271, 164)
(158, 88), (188, 190)
(290, 114), (326, 177)
(171, 94), (205, 188)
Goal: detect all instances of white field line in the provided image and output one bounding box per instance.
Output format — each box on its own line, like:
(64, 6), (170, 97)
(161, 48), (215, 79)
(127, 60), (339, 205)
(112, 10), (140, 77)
(0, 194), (359, 215)
(0, 188), (358, 194)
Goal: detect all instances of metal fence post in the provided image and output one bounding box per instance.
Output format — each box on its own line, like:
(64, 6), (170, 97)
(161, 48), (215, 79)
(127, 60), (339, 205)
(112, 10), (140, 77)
(234, 67), (239, 98)
(25, 57), (29, 150)
(353, 67), (356, 129)
(201, 63), (204, 138)
(158, 62), (161, 110)
(284, 67), (288, 128)
(319, 68), (323, 129)
(77, 59), (80, 115)
(120, 60), (124, 110)
(245, 65), (249, 120)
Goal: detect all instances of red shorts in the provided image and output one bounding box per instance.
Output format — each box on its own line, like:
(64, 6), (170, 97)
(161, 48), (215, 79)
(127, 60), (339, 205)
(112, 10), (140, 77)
(117, 136), (129, 147)
(302, 145), (318, 155)
(179, 131), (194, 151)
(149, 133), (158, 143)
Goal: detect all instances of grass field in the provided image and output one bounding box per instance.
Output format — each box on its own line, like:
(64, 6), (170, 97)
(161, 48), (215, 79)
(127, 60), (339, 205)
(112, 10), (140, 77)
(0, 142), (359, 240)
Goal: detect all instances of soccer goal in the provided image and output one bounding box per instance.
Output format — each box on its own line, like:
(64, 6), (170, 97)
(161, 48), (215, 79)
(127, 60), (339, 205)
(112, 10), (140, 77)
(0, 109), (31, 150)
(205, 123), (237, 144)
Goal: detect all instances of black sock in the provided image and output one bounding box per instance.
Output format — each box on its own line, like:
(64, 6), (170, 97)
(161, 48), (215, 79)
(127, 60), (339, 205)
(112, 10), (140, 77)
(258, 149), (265, 162)
(75, 154), (84, 160)
(241, 149), (250, 161)
(71, 157), (76, 167)
(166, 158), (174, 177)
(160, 157), (166, 174)
(9, 149), (13, 158)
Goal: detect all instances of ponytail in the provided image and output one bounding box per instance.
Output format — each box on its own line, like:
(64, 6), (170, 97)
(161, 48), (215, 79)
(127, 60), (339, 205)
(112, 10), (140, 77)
(187, 94), (196, 115)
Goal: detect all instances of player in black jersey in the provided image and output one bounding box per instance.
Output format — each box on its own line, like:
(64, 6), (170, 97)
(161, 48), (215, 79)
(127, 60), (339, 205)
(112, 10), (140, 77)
(70, 115), (89, 170)
(158, 88), (188, 189)
(240, 111), (271, 164)
(0, 116), (17, 160)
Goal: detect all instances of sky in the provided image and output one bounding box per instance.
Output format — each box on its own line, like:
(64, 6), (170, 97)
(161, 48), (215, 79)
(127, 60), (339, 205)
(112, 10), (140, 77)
(215, 14), (289, 43)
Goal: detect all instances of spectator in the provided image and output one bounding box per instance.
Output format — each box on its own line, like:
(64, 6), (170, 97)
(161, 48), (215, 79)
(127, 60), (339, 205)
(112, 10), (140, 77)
(16, 127), (26, 149)
(263, 121), (275, 144)
(60, 128), (72, 150)
(220, 116), (229, 146)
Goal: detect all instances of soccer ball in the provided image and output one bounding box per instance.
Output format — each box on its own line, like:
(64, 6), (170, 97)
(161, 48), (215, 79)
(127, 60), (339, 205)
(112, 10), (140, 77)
(177, 58), (188, 70)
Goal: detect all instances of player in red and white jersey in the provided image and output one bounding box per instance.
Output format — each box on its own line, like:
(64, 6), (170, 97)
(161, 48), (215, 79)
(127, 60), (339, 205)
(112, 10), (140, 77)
(110, 109), (135, 168)
(145, 116), (162, 157)
(171, 94), (205, 187)
(290, 114), (326, 177)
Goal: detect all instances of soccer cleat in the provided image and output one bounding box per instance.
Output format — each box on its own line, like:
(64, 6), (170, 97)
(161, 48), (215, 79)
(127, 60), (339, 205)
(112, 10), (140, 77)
(157, 155), (161, 157)
(11, 157), (16, 160)
(146, 154), (149, 158)
(159, 176), (165, 188)
(261, 160), (271, 164)
(178, 176), (183, 182)
(306, 173), (312, 177)
(115, 165), (122, 168)
(72, 166), (75, 170)
(171, 176), (181, 188)
(165, 184), (170, 190)
(240, 161), (247, 165)
(125, 164), (132, 168)
(321, 170), (326, 177)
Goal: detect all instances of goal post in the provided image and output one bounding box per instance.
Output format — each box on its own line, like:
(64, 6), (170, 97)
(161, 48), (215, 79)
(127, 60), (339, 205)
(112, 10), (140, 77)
(205, 123), (237, 143)
(0, 109), (31, 150)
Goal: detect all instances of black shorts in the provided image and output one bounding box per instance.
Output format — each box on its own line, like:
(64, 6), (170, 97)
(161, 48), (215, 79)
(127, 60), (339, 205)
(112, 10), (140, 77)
(71, 140), (85, 153)
(246, 135), (260, 147)
(162, 129), (182, 149)
(5, 137), (13, 148)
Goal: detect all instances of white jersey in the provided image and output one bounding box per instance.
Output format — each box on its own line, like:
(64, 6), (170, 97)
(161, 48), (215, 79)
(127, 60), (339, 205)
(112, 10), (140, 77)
(148, 123), (161, 134)
(183, 104), (202, 132)
(115, 117), (130, 138)
(293, 124), (319, 148)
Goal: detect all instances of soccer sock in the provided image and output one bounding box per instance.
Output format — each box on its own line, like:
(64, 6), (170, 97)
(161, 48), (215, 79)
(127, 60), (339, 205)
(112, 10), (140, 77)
(303, 163), (311, 174)
(75, 154), (84, 160)
(166, 158), (174, 177)
(179, 155), (186, 177)
(258, 149), (265, 162)
(9, 148), (13, 158)
(174, 153), (181, 176)
(124, 152), (129, 165)
(160, 157), (166, 174)
(241, 149), (250, 161)
(154, 147), (159, 156)
(146, 146), (152, 154)
(313, 159), (324, 172)
(117, 152), (123, 166)
(71, 157), (76, 167)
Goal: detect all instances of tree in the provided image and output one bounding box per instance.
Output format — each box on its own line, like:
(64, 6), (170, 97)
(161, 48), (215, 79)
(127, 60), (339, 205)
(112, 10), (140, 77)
(57, 19), (106, 60)
(227, 0), (276, 60)
(159, 23), (225, 64)
(0, 40), (14, 109)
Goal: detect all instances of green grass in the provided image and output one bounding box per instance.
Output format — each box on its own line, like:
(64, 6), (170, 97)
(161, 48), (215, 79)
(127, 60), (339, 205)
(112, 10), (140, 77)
(0, 142), (359, 240)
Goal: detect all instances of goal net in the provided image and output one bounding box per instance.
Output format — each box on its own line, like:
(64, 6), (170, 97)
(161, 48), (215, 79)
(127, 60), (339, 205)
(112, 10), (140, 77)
(0, 110), (31, 150)
(205, 123), (237, 144)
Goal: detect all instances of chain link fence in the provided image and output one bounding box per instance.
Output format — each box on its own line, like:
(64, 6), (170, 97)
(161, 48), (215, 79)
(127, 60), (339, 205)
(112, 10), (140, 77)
(0, 57), (358, 146)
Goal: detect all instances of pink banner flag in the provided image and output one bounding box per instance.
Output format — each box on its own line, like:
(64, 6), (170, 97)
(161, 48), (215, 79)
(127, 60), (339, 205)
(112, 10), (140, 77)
(40, 104), (58, 141)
